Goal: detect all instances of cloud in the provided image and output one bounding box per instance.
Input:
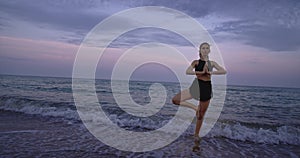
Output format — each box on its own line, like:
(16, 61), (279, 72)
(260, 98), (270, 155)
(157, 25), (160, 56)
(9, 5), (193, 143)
(0, 0), (213, 46)
(0, 35), (78, 77)
(143, 0), (300, 52)
(0, 0), (299, 51)
(108, 28), (193, 48)
(129, 0), (212, 18)
(209, 0), (300, 51)
(243, 26), (300, 52)
(218, 41), (300, 88)
(214, 20), (300, 51)
(0, 1), (109, 28)
(0, 36), (77, 61)
(0, 0), (110, 44)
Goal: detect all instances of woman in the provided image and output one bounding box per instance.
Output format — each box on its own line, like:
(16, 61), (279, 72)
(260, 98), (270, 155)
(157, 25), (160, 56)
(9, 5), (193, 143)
(172, 42), (226, 150)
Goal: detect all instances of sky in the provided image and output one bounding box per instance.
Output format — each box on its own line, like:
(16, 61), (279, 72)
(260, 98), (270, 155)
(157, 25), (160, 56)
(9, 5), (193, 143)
(0, 0), (300, 88)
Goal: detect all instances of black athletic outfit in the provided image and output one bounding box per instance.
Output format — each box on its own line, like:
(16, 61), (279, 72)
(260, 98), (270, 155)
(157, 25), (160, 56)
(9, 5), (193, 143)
(189, 59), (213, 101)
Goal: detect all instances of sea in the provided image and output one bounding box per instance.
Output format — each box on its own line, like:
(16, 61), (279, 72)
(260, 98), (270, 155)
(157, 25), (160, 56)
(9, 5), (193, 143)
(0, 74), (299, 158)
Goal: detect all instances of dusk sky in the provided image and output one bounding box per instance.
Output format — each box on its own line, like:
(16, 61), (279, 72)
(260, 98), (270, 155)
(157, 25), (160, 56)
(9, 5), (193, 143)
(0, 0), (300, 88)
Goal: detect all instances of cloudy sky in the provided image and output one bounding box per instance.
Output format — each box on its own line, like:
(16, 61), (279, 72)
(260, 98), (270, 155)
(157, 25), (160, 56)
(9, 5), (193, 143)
(0, 0), (299, 88)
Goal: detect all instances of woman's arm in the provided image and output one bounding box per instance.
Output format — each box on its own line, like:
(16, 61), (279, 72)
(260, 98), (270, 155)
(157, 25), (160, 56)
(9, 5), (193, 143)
(210, 61), (227, 75)
(186, 60), (205, 75)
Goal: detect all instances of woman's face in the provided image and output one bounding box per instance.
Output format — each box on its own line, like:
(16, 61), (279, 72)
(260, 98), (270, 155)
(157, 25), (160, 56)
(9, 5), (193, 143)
(199, 44), (210, 56)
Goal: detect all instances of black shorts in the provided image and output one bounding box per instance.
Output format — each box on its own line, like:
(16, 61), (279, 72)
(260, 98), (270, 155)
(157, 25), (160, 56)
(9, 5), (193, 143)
(189, 78), (212, 101)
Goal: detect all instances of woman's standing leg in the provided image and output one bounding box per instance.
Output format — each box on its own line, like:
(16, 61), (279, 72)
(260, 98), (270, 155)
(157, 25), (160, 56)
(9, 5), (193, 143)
(192, 100), (210, 151)
(194, 100), (210, 137)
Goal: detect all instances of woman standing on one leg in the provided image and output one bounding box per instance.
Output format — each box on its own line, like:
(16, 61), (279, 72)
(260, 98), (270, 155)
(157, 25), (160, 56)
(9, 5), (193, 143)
(172, 42), (226, 150)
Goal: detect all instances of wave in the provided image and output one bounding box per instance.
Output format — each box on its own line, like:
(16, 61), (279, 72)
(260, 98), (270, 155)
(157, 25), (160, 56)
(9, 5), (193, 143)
(1, 96), (300, 145)
(0, 96), (79, 121)
(0, 96), (169, 130)
(207, 121), (300, 145)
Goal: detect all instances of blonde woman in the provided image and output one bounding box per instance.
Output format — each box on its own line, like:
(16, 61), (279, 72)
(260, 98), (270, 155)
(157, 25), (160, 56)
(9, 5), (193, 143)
(172, 42), (226, 151)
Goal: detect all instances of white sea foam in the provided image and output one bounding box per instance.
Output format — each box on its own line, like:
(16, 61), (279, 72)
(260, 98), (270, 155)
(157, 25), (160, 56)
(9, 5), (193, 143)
(0, 97), (80, 121)
(207, 122), (300, 145)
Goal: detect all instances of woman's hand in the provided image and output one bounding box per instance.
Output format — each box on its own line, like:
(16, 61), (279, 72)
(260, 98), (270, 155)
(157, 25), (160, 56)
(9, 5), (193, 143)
(195, 69), (206, 77)
(204, 64), (212, 76)
(195, 63), (210, 78)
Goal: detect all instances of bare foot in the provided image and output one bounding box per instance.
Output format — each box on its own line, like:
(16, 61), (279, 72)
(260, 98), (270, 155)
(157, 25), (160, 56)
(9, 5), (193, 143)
(192, 145), (200, 152)
(192, 136), (201, 152)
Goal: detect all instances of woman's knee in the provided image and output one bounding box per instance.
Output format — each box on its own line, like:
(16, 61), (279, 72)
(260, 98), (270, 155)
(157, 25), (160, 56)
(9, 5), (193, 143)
(199, 101), (210, 114)
(172, 96), (180, 105)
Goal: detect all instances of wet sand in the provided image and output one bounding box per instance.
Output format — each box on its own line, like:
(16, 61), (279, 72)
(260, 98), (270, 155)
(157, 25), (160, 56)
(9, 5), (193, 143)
(0, 110), (128, 157)
(0, 110), (201, 157)
(1, 110), (299, 158)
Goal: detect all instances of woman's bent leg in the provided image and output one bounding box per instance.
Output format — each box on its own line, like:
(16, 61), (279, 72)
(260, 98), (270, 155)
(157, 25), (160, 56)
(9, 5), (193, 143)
(172, 89), (197, 111)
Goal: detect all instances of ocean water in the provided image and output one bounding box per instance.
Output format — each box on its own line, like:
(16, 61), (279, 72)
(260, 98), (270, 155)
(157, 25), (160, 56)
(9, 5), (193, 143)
(0, 74), (299, 157)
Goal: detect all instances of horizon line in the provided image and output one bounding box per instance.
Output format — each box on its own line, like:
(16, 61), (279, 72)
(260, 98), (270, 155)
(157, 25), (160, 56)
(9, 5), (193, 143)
(0, 73), (299, 89)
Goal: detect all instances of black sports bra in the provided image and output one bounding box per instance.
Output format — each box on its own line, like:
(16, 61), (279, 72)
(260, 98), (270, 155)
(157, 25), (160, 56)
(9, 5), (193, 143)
(195, 59), (213, 72)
